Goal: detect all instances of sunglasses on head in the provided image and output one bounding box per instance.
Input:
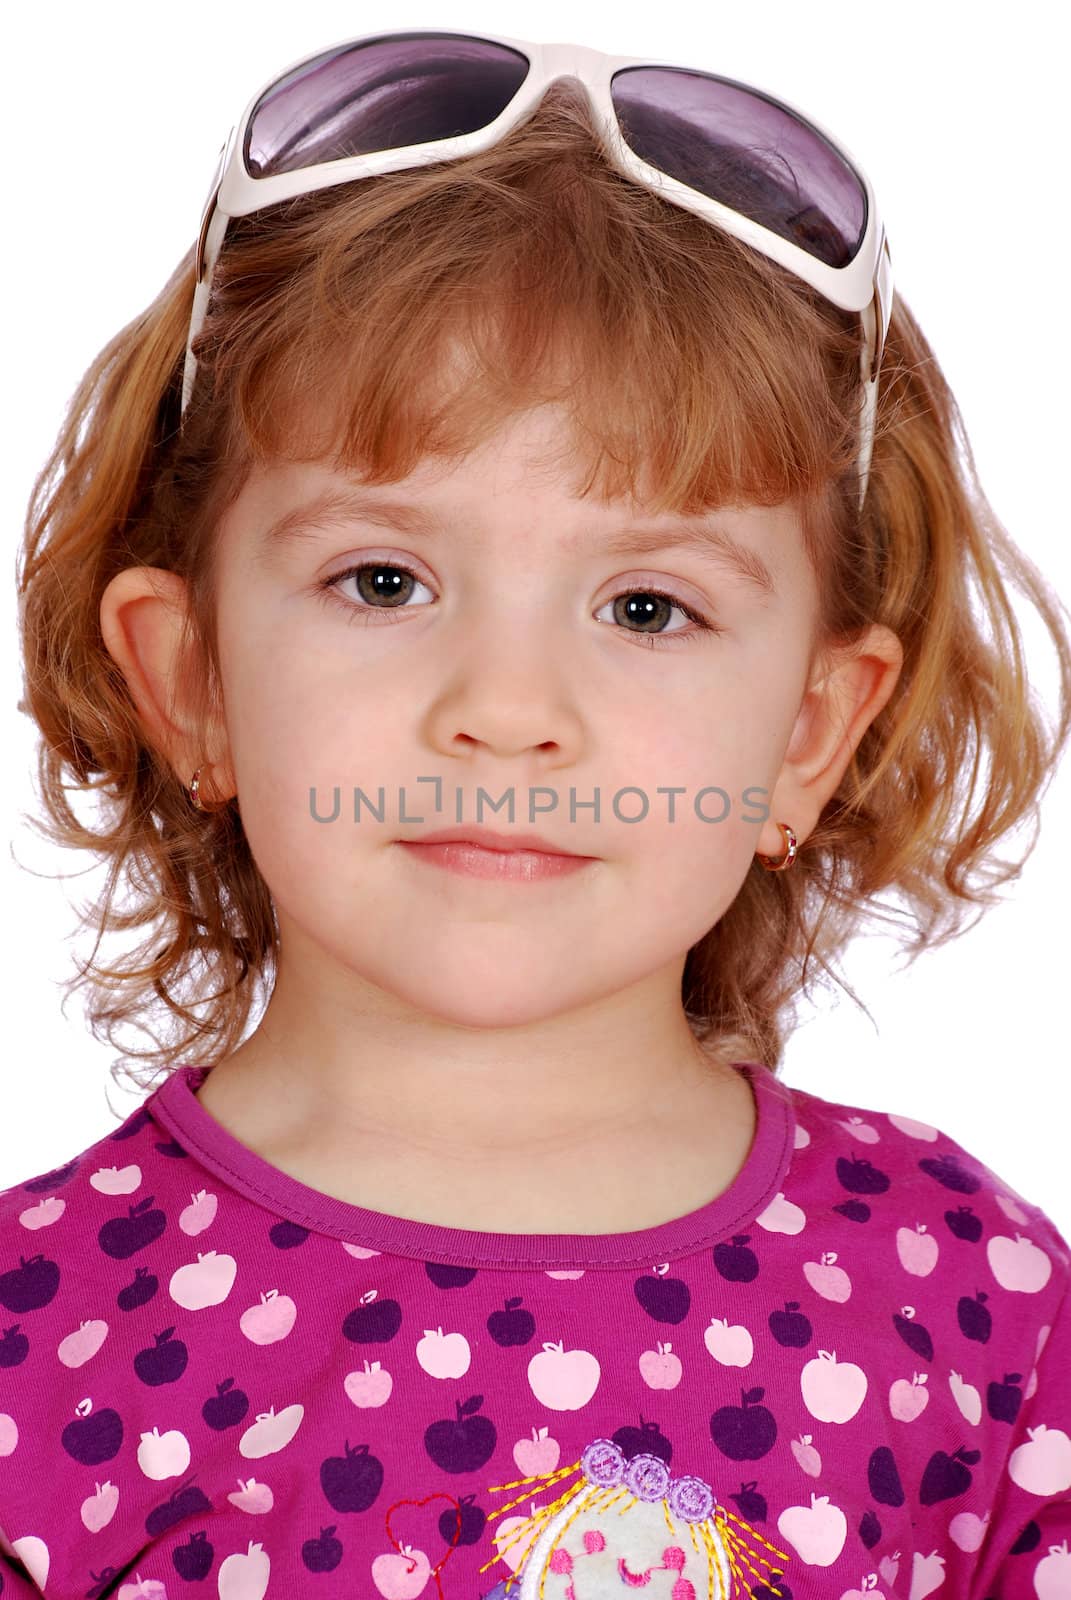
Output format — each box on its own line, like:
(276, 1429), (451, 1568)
(182, 29), (894, 510)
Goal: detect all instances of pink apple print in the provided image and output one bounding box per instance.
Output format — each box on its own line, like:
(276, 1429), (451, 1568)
(896, 1224), (938, 1277)
(777, 1491), (847, 1565)
(886, 1111), (938, 1140)
(137, 1425), (191, 1480)
(218, 1538), (270, 1599)
(528, 1341), (601, 1409)
(703, 1317), (754, 1367)
(1009, 1422), (1071, 1495)
(117, 1574), (166, 1598)
(801, 1350), (868, 1423)
(889, 1371), (929, 1422)
(789, 1433), (822, 1476)
(227, 1477), (274, 1514)
(342, 1240), (382, 1260)
(1036, 1541), (1071, 1599)
(793, 1122), (811, 1150)
(417, 1326), (471, 1379)
(80, 1480), (120, 1532)
(8, 1534), (48, 1589)
(755, 1191), (805, 1235)
(0, 1413), (17, 1455)
(180, 1188), (218, 1234)
(59, 1318), (109, 1368)
(995, 1191), (1031, 1225)
(514, 1425), (560, 1477)
(90, 1164), (141, 1197)
(239, 1402), (305, 1459)
(345, 1361), (394, 1408)
(840, 1575), (886, 1598)
(169, 1249), (237, 1309)
(239, 1288), (297, 1345)
(949, 1508), (990, 1553)
(372, 1541), (432, 1598)
(492, 1501), (544, 1572)
(18, 1194), (66, 1230)
(949, 1368), (982, 1424)
(910, 1548), (946, 1598)
(802, 1251), (851, 1302)
(639, 1342), (683, 1390)
(878, 1551), (901, 1588)
(545, 1269), (585, 1280)
(987, 1232), (1053, 1293)
(835, 1115), (880, 1145)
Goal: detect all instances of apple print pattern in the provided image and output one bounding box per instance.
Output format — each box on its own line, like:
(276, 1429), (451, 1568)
(0, 1059), (1068, 1600)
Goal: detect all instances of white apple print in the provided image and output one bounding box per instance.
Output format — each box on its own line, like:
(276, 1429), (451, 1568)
(896, 1224), (938, 1277)
(227, 1477), (274, 1513)
(987, 1232), (1053, 1293)
(801, 1350), (867, 1423)
(528, 1341), (600, 1409)
(17, 1195), (65, 1230)
(0, 1414), (17, 1456)
(886, 1112), (939, 1140)
(756, 1191), (806, 1235)
(137, 1425), (191, 1480)
(218, 1539), (270, 1599)
(1009, 1423), (1071, 1496)
(416, 1326), (471, 1379)
(9, 1534), (48, 1588)
(169, 1249), (237, 1309)
(949, 1508), (990, 1553)
(835, 1115), (881, 1144)
(80, 1480), (120, 1532)
(1035, 1541), (1071, 1599)
(777, 1492), (847, 1565)
(239, 1403), (305, 1458)
(703, 1317), (753, 1367)
(949, 1369), (982, 1425)
(910, 1548), (946, 1597)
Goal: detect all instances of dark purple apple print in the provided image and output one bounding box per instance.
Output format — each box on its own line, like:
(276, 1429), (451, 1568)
(173, 1528), (215, 1581)
(487, 1297), (536, 1347)
(945, 1205), (983, 1242)
(0, 1252), (60, 1312)
(753, 1576), (793, 1599)
(768, 1302), (812, 1348)
(426, 1261), (479, 1289)
(425, 1396), (497, 1473)
(341, 1291), (403, 1343)
(302, 1526), (344, 1572)
(1010, 1519), (1043, 1555)
(153, 1136), (192, 1161)
(892, 1308), (934, 1361)
(859, 1507), (882, 1549)
(62, 1402), (123, 1464)
(269, 1219), (310, 1249)
(867, 1445), (905, 1506)
(988, 1372), (1024, 1423)
(145, 1478), (212, 1536)
(0, 1324), (29, 1369)
(86, 1564), (123, 1597)
(835, 1155), (890, 1196)
(117, 1266), (158, 1311)
(134, 1326), (189, 1386)
(24, 1158), (81, 1194)
(918, 1152), (982, 1195)
(320, 1441), (384, 1512)
(613, 1417), (672, 1466)
(109, 1106), (153, 1141)
(712, 1235), (760, 1282)
(833, 1199), (871, 1222)
(958, 1291), (992, 1344)
(439, 1493), (486, 1549)
(634, 1270), (690, 1323)
(98, 1196), (167, 1259)
(919, 1444), (980, 1505)
(727, 1479), (767, 1524)
(709, 1387), (777, 1460)
(202, 1378), (250, 1431)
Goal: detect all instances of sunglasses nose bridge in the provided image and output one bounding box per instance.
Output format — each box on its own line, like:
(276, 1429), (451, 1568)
(529, 40), (614, 103)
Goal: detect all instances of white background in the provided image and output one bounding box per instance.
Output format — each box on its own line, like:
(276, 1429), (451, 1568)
(3, 2), (1068, 1234)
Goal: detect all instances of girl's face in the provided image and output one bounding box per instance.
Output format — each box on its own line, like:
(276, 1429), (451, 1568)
(197, 403), (891, 1036)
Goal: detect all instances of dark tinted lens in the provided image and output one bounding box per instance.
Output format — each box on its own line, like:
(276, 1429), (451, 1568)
(245, 34), (531, 176)
(611, 66), (867, 267)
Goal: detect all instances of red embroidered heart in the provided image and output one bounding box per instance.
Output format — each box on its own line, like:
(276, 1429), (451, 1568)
(385, 1491), (465, 1580)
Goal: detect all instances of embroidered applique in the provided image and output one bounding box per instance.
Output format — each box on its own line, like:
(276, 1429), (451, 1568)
(476, 1437), (792, 1598)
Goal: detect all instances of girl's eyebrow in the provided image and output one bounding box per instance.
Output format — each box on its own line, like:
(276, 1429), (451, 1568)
(260, 486), (776, 601)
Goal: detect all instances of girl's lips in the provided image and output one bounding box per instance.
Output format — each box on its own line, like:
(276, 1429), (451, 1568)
(396, 839), (595, 881)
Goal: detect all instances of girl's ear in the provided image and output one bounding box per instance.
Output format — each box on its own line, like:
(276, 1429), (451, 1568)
(99, 566), (234, 797)
(759, 622), (903, 861)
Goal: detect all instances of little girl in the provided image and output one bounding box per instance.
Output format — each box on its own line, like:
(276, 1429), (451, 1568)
(5, 30), (1070, 1600)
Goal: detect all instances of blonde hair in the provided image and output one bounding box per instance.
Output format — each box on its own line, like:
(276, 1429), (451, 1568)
(16, 82), (1071, 1094)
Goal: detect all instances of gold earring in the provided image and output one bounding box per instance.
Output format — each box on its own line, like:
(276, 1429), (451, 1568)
(757, 822), (799, 872)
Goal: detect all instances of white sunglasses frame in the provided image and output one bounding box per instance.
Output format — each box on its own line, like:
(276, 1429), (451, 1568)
(182, 28), (894, 511)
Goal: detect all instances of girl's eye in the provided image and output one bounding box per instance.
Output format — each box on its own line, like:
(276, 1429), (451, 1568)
(316, 561), (723, 647)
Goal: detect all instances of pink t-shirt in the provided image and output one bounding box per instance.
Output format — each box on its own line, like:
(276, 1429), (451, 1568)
(0, 1060), (1068, 1599)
